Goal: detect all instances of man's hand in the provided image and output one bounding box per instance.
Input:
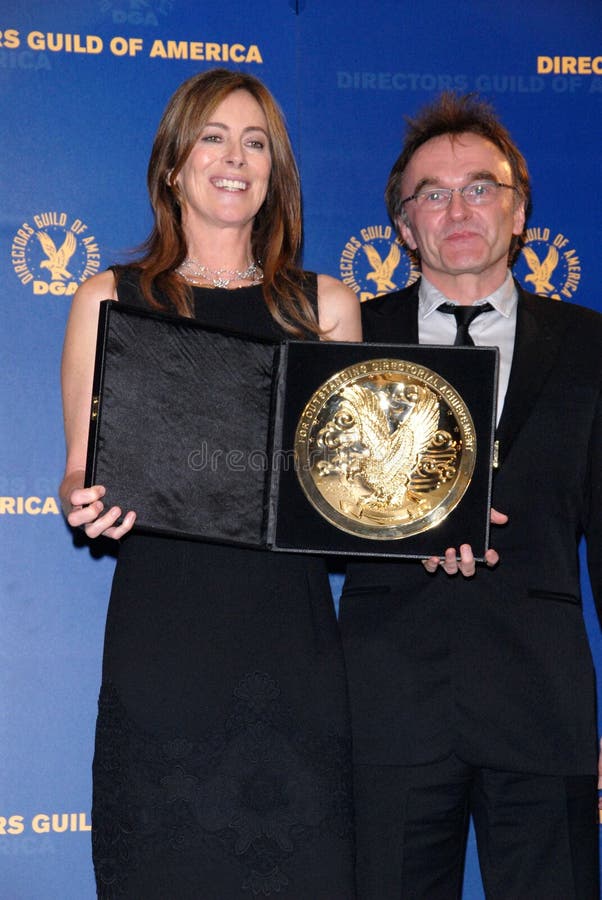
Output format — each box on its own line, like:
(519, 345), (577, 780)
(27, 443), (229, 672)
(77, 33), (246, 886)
(422, 508), (508, 577)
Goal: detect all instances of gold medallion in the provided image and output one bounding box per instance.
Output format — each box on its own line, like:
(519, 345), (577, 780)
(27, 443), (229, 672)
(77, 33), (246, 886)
(294, 359), (476, 539)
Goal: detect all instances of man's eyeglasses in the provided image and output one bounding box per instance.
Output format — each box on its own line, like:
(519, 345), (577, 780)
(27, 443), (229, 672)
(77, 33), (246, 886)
(401, 180), (518, 211)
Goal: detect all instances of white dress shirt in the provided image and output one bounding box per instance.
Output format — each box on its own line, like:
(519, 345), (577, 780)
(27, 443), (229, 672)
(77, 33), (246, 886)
(417, 271), (518, 425)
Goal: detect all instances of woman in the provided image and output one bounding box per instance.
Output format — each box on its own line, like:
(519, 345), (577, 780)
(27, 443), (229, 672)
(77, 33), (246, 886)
(60, 68), (361, 899)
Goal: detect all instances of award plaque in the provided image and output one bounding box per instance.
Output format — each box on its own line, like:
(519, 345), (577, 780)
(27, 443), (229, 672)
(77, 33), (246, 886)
(294, 359), (475, 540)
(86, 301), (498, 559)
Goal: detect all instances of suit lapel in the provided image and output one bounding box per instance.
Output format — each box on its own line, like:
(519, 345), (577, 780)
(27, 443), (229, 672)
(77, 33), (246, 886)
(396, 283), (420, 343)
(495, 286), (568, 467)
(362, 281), (420, 344)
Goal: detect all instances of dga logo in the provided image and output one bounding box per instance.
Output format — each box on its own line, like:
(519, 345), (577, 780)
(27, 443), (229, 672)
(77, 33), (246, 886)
(339, 225), (419, 302)
(513, 227), (581, 300)
(11, 212), (101, 296)
(100, 0), (173, 27)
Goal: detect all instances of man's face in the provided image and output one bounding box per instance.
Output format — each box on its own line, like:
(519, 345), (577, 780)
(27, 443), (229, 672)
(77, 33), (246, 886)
(398, 133), (525, 296)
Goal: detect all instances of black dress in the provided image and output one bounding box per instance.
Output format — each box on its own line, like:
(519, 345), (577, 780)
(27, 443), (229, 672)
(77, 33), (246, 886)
(91, 269), (355, 899)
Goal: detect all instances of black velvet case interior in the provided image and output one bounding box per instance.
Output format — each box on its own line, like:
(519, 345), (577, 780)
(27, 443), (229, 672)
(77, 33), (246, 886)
(86, 301), (498, 558)
(86, 301), (279, 547)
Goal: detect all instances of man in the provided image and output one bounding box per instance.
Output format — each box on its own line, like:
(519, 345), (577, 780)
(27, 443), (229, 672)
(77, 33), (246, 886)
(340, 93), (602, 899)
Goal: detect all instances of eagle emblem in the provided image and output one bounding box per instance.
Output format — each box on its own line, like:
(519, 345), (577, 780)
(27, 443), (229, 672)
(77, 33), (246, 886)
(521, 244), (559, 295)
(315, 381), (460, 520)
(363, 242), (401, 294)
(36, 230), (77, 281)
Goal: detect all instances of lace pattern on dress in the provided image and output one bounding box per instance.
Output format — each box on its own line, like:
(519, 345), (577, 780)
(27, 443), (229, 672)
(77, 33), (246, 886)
(92, 675), (353, 897)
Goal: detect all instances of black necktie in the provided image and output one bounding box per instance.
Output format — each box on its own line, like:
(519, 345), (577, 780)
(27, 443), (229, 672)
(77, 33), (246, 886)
(438, 302), (494, 346)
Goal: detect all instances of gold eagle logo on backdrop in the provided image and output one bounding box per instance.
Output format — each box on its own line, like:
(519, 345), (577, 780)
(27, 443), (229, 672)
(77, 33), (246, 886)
(362, 242), (401, 293)
(521, 244), (559, 295)
(36, 230), (77, 281)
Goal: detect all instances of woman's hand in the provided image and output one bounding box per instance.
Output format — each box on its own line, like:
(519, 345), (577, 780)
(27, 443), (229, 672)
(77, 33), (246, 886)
(60, 272), (125, 540)
(422, 508), (508, 577)
(67, 483), (136, 540)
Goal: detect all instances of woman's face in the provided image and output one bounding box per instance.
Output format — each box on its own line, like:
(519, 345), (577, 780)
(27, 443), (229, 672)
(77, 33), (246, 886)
(175, 89), (272, 235)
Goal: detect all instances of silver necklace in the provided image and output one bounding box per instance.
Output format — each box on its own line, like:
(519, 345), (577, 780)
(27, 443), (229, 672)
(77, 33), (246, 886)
(177, 257), (263, 289)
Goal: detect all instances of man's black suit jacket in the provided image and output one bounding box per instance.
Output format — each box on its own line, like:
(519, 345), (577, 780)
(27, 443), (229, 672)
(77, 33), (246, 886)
(340, 279), (602, 776)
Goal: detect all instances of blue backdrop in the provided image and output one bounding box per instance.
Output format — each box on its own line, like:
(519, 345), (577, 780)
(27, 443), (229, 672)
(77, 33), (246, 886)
(1, 1), (601, 896)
